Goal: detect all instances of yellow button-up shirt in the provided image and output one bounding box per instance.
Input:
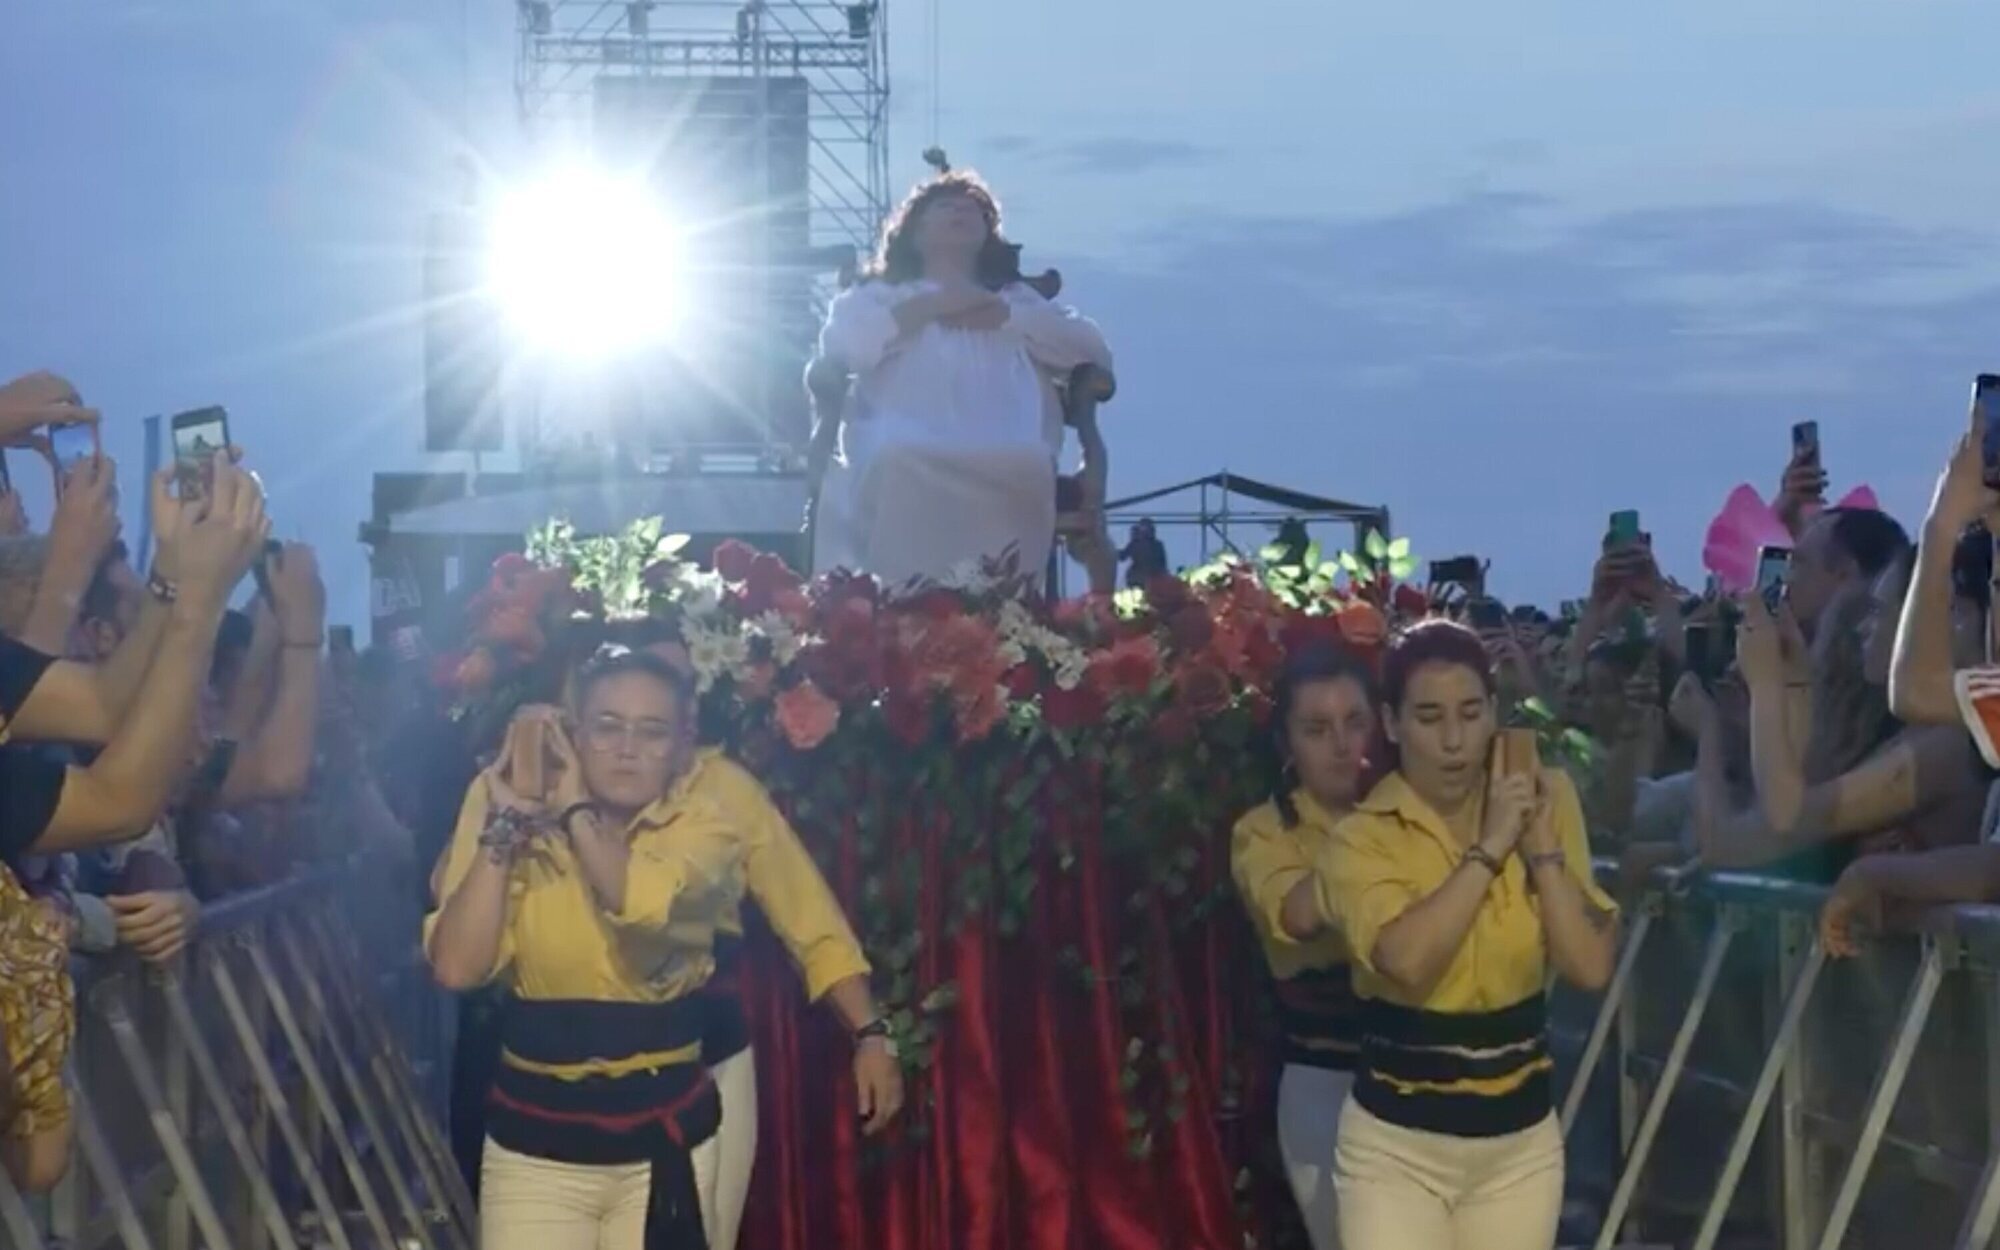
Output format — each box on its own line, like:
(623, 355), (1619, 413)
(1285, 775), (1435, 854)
(1231, 790), (1353, 981)
(1317, 769), (1616, 1012)
(425, 748), (869, 1005)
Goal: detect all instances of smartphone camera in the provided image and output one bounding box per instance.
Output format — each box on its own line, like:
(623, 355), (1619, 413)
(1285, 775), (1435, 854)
(1467, 597), (1507, 631)
(1606, 510), (1642, 549)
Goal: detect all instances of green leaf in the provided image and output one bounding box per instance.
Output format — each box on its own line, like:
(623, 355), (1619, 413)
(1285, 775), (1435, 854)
(1388, 537), (1411, 560)
(1364, 530), (1389, 560)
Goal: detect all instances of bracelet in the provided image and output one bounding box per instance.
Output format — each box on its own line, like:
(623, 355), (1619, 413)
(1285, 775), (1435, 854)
(1462, 845), (1505, 878)
(1525, 850), (1567, 873)
(559, 802), (600, 837)
(147, 570), (179, 604)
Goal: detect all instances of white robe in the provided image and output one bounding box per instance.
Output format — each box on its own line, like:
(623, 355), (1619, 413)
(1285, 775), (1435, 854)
(814, 280), (1112, 588)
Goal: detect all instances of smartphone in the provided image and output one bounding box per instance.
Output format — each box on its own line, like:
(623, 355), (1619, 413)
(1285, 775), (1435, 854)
(48, 422), (97, 476)
(1467, 597), (1507, 631)
(1498, 727), (1540, 778)
(510, 718), (548, 803)
(1791, 421), (1821, 468)
(1978, 376), (2000, 490)
(250, 539), (281, 605)
(1430, 556), (1484, 593)
(1756, 545), (1792, 610)
(1606, 510), (1643, 548)
(170, 405), (230, 498)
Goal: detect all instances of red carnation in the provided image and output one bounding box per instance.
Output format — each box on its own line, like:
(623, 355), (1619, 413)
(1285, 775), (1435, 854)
(1043, 683), (1106, 730)
(1174, 659), (1234, 719)
(1279, 613), (1344, 658)
(1166, 602), (1215, 654)
(1086, 634), (1161, 700)
(1154, 705), (1198, 748)
(713, 539), (758, 583)
(1337, 601), (1389, 649)
(1003, 663), (1041, 701)
(1145, 574), (1193, 616)
(1392, 583), (1432, 618)
(741, 553), (804, 615)
(954, 683), (1007, 744)
(904, 588), (964, 623)
(774, 680), (841, 750)
(883, 689), (933, 747)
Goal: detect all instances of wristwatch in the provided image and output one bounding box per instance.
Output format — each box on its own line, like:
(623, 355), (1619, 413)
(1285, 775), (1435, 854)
(855, 1017), (899, 1058)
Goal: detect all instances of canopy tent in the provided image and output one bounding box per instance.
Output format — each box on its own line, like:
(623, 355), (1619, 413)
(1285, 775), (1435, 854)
(1103, 470), (1391, 566)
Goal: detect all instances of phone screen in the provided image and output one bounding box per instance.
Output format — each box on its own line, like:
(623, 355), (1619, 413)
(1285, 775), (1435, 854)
(1756, 546), (1792, 607)
(1978, 376), (2000, 488)
(48, 423), (95, 474)
(171, 406), (229, 496)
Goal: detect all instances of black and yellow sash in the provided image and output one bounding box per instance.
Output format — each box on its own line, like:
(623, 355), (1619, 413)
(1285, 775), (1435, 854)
(487, 998), (719, 1249)
(1352, 995), (1551, 1138)
(1272, 965), (1359, 1072)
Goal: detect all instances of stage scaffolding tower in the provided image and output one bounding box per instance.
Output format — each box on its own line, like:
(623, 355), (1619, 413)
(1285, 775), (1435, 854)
(513, 0), (890, 275)
(509, 1), (891, 470)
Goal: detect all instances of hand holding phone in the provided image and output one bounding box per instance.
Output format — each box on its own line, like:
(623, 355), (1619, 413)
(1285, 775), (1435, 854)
(47, 421), (98, 481)
(170, 406), (230, 501)
(1755, 545), (1792, 611)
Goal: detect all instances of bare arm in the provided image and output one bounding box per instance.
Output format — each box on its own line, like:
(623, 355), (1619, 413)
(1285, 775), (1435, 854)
(426, 839), (514, 991)
(1849, 843), (2000, 909)
(1279, 876), (1325, 941)
(1892, 517), (1967, 726)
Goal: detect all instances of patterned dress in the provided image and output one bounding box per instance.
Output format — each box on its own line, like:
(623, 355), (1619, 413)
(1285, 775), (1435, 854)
(0, 860), (73, 1140)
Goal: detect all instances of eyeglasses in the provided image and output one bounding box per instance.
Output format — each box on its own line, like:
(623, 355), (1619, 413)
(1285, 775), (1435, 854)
(579, 716), (679, 759)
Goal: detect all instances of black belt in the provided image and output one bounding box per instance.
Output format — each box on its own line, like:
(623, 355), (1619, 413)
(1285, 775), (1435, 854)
(487, 998), (719, 1250)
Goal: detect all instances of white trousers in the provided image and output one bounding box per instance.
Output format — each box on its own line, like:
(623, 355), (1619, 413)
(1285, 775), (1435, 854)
(1277, 1064), (1352, 1250)
(1333, 1101), (1563, 1250)
(691, 1047), (758, 1250)
(479, 1137), (718, 1250)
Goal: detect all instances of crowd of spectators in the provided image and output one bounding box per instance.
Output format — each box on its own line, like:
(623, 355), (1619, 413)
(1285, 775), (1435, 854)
(1419, 403), (2000, 959)
(0, 368), (414, 1198)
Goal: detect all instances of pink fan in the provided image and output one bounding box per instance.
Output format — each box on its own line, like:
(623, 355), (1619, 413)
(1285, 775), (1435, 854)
(1702, 484), (1880, 592)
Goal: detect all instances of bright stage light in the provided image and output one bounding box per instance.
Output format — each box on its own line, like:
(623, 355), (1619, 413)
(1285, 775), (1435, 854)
(488, 170), (684, 358)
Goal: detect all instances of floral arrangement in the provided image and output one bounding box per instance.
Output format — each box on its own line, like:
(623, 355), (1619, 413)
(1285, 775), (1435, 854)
(433, 519), (1602, 1171)
(440, 519), (1407, 759)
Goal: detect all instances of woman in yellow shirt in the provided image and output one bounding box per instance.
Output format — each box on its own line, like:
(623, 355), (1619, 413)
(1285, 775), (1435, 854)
(1230, 646), (1378, 1250)
(426, 647), (894, 1250)
(1317, 621), (1618, 1250)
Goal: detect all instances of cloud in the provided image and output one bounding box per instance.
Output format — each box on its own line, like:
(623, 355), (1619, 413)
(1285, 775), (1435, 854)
(1053, 193), (2000, 603)
(976, 135), (1213, 176)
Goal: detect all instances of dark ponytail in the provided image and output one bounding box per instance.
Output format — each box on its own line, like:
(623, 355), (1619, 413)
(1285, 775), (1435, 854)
(1267, 645), (1379, 828)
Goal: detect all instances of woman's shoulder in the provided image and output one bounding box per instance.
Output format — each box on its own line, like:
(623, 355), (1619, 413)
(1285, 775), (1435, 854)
(1231, 797), (1287, 842)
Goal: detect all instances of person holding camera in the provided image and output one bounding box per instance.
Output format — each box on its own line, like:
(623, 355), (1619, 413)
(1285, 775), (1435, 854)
(1316, 622), (1617, 1250)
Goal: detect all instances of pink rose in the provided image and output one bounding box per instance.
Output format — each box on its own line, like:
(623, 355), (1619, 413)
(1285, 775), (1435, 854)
(774, 680), (841, 751)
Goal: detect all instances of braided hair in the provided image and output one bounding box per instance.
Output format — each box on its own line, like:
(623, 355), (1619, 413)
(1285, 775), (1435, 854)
(1267, 645), (1380, 828)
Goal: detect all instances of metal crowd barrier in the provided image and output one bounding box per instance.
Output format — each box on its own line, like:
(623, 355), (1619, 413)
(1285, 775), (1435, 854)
(0, 858), (466, 1250)
(1556, 862), (2000, 1250)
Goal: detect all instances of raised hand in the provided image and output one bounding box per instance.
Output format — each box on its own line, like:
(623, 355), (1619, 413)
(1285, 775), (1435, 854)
(266, 542), (326, 645)
(171, 456), (270, 612)
(1481, 770), (1536, 859)
(47, 454), (120, 573)
(0, 371), (99, 447)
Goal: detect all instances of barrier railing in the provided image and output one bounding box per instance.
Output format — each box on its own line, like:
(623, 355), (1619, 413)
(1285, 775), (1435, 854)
(0, 857), (465, 1250)
(1559, 862), (2000, 1250)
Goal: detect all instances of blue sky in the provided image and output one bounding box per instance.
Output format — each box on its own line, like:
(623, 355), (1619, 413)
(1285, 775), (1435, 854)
(4, 1), (1999, 623)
